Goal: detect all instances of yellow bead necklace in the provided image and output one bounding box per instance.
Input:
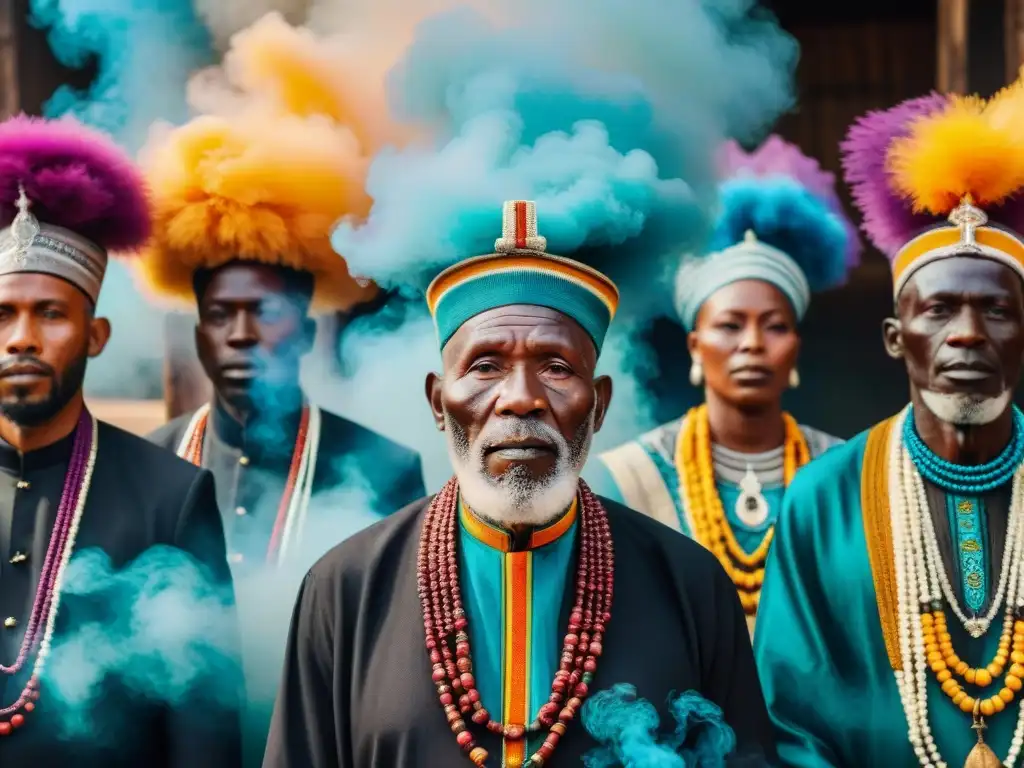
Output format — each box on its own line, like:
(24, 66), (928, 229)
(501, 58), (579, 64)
(674, 404), (809, 616)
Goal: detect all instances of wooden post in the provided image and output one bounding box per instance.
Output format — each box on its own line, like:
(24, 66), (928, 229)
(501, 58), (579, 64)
(163, 313), (212, 420)
(938, 0), (969, 93)
(1008, 0), (1024, 81)
(0, 0), (19, 119)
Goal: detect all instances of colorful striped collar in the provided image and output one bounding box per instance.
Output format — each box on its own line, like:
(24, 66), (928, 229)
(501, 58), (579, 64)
(459, 495), (577, 552)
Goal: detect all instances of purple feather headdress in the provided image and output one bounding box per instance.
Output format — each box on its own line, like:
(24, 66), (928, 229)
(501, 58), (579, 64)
(839, 93), (949, 259)
(0, 115), (151, 253)
(717, 135), (862, 270)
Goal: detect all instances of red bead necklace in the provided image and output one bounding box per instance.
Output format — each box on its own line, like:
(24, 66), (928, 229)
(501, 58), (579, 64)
(418, 478), (614, 766)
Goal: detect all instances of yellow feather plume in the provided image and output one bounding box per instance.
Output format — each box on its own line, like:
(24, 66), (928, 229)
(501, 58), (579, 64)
(137, 12), (425, 312)
(203, 12), (407, 151)
(888, 69), (1024, 215)
(137, 114), (376, 312)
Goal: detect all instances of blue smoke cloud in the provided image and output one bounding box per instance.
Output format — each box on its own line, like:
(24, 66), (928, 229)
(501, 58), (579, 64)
(29, 0), (213, 149)
(327, 0), (796, 475)
(41, 546), (237, 741)
(231, 463), (388, 766)
(28, 0), (216, 399)
(37, 464), (385, 760)
(332, 0), (797, 323)
(582, 684), (751, 768)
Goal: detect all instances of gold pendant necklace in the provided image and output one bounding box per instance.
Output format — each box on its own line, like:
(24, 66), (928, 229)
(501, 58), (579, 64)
(965, 702), (1003, 768)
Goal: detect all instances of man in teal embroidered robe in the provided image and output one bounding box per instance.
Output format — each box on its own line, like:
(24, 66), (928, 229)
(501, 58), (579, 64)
(754, 253), (1024, 765)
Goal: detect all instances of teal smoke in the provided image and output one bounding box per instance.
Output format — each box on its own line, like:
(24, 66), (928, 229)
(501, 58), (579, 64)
(28, 0), (215, 398)
(41, 546), (239, 741)
(38, 483), (384, 758)
(332, 0), (798, 324)
(29, 0), (213, 149)
(582, 684), (748, 767)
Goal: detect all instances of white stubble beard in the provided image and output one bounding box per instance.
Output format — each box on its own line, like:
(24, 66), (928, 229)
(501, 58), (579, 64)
(919, 389), (1013, 426)
(445, 410), (595, 529)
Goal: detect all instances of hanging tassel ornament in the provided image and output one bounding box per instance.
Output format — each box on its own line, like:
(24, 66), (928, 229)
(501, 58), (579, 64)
(965, 700), (1004, 768)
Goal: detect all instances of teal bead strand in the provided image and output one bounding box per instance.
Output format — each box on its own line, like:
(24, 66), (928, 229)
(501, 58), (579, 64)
(903, 406), (1024, 493)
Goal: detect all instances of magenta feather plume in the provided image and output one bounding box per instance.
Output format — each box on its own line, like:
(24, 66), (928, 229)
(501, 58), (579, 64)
(717, 135), (862, 269)
(840, 93), (949, 259)
(0, 115), (150, 253)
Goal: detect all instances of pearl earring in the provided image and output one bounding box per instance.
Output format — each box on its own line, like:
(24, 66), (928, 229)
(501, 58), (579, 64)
(689, 360), (703, 387)
(789, 368), (800, 389)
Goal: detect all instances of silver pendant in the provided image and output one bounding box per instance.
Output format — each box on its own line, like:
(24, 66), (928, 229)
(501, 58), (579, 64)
(5, 185), (38, 267)
(735, 466), (770, 527)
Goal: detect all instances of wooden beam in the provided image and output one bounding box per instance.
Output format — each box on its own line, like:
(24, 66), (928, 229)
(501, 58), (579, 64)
(937, 0), (969, 93)
(0, 0), (19, 119)
(1008, 0), (1024, 82)
(163, 313), (212, 420)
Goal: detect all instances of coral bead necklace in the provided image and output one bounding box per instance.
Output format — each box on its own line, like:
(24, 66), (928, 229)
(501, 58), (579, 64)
(675, 404), (809, 616)
(0, 411), (97, 736)
(418, 478), (614, 766)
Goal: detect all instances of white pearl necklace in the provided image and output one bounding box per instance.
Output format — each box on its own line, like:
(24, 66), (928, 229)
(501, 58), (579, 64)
(33, 415), (96, 679)
(890, 408), (1024, 766)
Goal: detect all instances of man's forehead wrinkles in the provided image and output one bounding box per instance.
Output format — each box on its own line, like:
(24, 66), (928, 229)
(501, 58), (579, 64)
(473, 315), (563, 329)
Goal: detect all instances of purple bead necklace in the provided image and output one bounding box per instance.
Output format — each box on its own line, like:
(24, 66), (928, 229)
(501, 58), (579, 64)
(0, 411), (96, 736)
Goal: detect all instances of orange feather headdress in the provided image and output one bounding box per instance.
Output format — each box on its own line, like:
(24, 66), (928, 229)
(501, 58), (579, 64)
(843, 68), (1024, 296)
(136, 13), (401, 313)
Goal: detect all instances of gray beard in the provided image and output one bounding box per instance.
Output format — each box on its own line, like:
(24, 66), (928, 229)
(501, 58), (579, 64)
(919, 389), (1013, 426)
(445, 410), (594, 528)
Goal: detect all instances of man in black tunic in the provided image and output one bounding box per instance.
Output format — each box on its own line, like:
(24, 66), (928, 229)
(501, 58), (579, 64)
(138, 101), (427, 768)
(141, 118), (426, 573)
(0, 116), (241, 766)
(145, 262), (427, 569)
(264, 201), (775, 768)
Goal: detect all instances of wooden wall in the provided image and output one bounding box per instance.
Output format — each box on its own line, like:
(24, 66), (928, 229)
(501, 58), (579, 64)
(0, 0), (17, 119)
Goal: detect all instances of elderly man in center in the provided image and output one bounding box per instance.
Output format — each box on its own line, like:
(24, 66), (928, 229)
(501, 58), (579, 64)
(262, 201), (776, 768)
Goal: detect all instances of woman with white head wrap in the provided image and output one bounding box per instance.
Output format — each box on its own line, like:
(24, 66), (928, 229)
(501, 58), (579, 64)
(588, 135), (858, 634)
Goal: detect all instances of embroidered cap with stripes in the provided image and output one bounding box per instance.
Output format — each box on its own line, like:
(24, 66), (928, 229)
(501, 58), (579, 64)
(891, 198), (1024, 298)
(425, 201), (620, 353)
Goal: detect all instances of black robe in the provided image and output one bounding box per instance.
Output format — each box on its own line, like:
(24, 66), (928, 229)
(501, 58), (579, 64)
(0, 419), (242, 768)
(150, 401), (427, 767)
(263, 496), (776, 767)
(148, 402), (427, 570)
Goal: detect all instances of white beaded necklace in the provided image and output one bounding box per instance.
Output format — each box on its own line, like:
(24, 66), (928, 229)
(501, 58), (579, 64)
(890, 408), (1024, 767)
(33, 415), (97, 679)
(175, 402), (321, 564)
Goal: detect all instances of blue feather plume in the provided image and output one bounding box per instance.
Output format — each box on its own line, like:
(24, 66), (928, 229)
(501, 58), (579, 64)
(707, 176), (852, 292)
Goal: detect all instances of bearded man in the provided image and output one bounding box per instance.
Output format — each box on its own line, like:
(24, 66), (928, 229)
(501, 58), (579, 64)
(755, 82), (1024, 765)
(262, 201), (775, 768)
(0, 116), (241, 766)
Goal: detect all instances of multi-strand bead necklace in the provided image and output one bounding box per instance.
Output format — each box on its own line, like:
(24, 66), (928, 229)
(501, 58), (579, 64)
(890, 406), (1024, 767)
(418, 478), (613, 766)
(0, 411), (97, 736)
(177, 402), (321, 564)
(674, 404), (809, 616)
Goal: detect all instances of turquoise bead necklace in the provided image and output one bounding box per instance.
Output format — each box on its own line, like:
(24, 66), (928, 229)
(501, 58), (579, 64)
(903, 405), (1024, 493)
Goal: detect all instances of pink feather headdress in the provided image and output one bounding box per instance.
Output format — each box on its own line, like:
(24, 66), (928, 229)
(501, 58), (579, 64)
(0, 115), (151, 254)
(839, 93), (950, 258)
